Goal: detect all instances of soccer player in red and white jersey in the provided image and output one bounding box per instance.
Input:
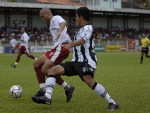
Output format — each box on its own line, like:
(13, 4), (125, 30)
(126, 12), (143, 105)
(31, 8), (74, 103)
(11, 27), (37, 68)
(9, 33), (17, 54)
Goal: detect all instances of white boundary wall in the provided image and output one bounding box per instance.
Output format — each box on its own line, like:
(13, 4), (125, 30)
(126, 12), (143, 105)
(0, 47), (3, 53)
(30, 46), (53, 53)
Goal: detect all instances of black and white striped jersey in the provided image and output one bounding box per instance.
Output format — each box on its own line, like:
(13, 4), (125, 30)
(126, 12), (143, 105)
(71, 24), (97, 69)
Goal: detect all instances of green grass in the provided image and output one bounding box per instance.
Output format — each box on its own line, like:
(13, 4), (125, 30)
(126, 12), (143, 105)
(0, 52), (150, 113)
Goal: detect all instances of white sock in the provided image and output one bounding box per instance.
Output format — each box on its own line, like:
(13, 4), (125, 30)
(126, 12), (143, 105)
(14, 62), (18, 65)
(105, 93), (116, 104)
(40, 83), (46, 90)
(61, 82), (70, 90)
(93, 83), (116, 104)
(45, 77), (56, 99)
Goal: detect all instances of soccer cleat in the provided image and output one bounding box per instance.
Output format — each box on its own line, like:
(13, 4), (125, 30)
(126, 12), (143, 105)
(65, 86), (75, 102)
(108, 103), (119, 111)
(33, 96), (51, 105)
(32, 90), (45, 102)
(11, 64), (16, 68)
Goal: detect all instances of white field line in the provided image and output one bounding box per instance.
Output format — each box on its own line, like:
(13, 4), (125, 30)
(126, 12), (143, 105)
(0, 65), (33, 70)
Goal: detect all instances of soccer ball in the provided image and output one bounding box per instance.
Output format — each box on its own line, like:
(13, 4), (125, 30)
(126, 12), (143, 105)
(10, 85), (23, 98)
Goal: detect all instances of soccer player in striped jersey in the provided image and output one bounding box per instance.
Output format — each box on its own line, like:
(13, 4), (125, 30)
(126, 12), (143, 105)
(140, 34), (150, 64)
(31, 8), (74, 103)
(11, 27), (37, 68)
(34, 7), (119, 111)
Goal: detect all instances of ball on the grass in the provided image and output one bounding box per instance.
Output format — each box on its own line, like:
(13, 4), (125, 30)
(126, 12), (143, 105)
(10, 85), (23, 98)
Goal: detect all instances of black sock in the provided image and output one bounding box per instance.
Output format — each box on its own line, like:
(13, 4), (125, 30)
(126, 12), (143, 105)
(141, 56), (143, 63)
(146, 55), (150, 58)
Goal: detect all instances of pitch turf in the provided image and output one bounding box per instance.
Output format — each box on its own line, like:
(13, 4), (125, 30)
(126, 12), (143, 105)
(0, 52), (150, 113)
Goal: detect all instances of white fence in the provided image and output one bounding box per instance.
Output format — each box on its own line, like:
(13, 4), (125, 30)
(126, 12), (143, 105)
(0, 39), (141, 53)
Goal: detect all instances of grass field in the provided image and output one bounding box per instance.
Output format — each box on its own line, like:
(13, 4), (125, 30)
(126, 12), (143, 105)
(0, 52), (150, 113)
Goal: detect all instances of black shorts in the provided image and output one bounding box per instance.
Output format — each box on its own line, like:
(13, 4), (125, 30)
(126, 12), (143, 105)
(60, 61), (95, 81)
(141, 47), (149, 54)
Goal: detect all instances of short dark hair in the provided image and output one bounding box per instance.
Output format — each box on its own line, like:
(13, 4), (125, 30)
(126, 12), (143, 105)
(76, 7), (90, 21)
(20, 27), (26, 31)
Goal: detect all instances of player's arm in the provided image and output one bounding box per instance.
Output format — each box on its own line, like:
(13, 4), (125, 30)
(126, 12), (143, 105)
(21, 39), (25, 42)
(56, 21), (67, 40)
(139, 38), (142, 46)
(58, 21), (66, 35)
(148, 41), (150, 46)
(63, 39), (85, 49)
(20, 35), (25, 42)
(63, 36), (87, 49)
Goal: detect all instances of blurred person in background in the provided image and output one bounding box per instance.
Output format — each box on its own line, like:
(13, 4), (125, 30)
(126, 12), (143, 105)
(9, 33), (17, 56)
(11, 27), (37, 68)
(140, 33), (150, 64)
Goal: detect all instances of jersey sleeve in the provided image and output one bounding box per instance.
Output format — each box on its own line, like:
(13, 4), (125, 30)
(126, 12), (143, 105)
(82, 25), (93, 41)
(50, 16), (66, 29)
(56, 15), (66, 24)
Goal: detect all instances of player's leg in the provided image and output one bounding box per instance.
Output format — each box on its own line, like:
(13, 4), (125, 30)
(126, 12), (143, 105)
(38, 59), (55, 91)
(42, 60), (74, 102)
(11, 46), (23, 68)
(45, 62), (74, 102)
(32, 56), (74, 103)
(32, 50), (58, 97)
(45, 45), (74, 102)
(25, 47), (37, 60)
(33, 65), (65, 104)
(56, 75), (74, 102)
(145, 53), (150, 57)
(145, 48), (150, 58)
(32, 55), (48, 98)
(11, 47), (15, 54)
(10, 47), (16, 57)
(83, 75), (119, 111)
(26, 53), (37, 60)
(140, 51), (144, 64)
(11, 52), (22, 68)
(75, 62), (118, 111)
(33, 61), (76, 104)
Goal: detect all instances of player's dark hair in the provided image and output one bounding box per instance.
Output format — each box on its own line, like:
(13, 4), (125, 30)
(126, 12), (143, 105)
(19, 27), (26, 31)
(76, 7), (90, 21)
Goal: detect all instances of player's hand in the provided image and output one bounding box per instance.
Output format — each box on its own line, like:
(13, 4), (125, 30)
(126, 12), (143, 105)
(62, 43), (71, 49)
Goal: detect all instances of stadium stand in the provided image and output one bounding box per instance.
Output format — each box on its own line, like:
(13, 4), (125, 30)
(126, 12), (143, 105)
(0, 0), (150, 52)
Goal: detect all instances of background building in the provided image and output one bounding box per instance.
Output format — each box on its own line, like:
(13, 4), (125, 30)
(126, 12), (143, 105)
(0, 0), (150, 49)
